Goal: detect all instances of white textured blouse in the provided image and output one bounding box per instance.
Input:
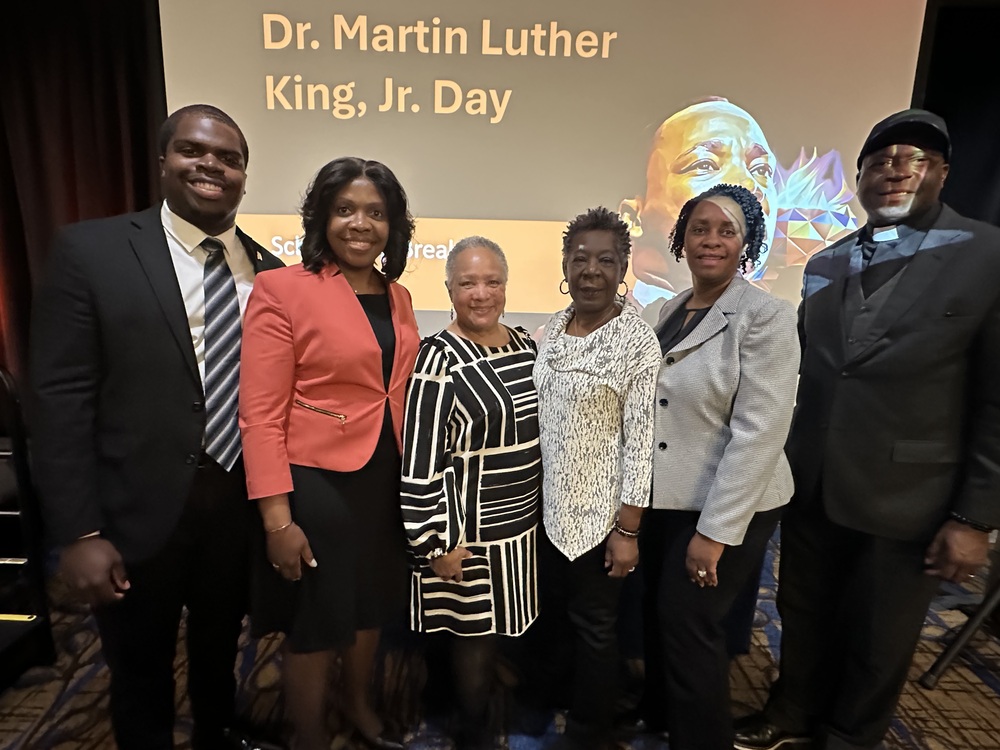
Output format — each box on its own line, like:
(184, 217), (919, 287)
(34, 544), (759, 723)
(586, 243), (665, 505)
(533, 303), (661, 560)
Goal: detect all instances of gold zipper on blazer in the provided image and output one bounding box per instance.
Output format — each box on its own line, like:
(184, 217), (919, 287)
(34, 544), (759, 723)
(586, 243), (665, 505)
(294, 399), (347, 424)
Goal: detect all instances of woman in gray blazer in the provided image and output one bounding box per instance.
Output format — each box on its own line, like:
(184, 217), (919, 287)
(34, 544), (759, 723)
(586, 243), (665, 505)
(639, 184), (800, 750)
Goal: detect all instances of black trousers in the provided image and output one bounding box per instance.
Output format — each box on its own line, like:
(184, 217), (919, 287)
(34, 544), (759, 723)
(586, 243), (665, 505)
(94, 456), (252, 750)
(538, 529), (625, 747)
(640, 507), (781, 750)
(764, 497), (939, 750)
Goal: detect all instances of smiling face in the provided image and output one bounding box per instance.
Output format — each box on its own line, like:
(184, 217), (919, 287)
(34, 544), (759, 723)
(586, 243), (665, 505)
(159, 115), (247, 236)
(683, 200), (744, 286)
(563, 229), (625, 315)
(857, 144), (948, 227)
(325, 177), (390, 273)
(448, 246), (507, 335)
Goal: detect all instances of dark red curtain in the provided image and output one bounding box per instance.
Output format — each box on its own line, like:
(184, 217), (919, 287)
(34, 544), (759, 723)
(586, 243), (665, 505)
(0, 1), (166, 379)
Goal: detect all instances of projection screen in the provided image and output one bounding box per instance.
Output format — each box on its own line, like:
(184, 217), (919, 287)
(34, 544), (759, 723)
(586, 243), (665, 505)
(160, 0), (927, 331)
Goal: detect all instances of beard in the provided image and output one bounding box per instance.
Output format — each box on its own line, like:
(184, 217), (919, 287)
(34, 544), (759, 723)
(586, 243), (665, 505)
(866, 197), (918, 227)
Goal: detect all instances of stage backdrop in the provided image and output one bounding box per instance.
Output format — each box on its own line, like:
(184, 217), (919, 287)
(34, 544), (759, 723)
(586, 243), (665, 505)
(160, 0), (926, 330)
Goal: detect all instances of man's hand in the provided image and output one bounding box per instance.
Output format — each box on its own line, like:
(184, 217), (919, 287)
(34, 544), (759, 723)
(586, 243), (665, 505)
(58, 537), (129, 606)
(686, 531), (725, 588)
(430, 547), (472, 582)
(924, 519), (990, 583)
(605, 531), (639, 578)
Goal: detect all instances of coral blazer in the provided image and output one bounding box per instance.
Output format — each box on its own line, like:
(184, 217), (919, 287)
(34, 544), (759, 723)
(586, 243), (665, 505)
(239, 263), (420, 499)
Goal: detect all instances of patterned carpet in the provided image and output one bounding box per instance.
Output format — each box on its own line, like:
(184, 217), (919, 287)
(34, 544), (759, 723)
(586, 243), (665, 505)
(1, 542), (998, 750)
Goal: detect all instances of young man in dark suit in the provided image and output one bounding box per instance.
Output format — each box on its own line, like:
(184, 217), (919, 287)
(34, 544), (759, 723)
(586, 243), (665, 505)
(735, 109), (1000, 750)
(30, 104), (285, 749)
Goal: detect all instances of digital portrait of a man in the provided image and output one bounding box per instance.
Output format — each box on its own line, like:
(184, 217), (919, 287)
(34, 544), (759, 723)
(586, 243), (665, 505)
(622, 98), (858, 307)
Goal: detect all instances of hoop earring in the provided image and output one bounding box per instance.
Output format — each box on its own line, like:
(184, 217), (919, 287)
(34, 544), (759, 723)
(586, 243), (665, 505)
(618, 280), (629, 296)
(559, 279), (569, 295)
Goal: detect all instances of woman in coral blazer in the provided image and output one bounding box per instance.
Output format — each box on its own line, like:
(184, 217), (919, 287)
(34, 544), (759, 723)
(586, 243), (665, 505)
(239, 157), (419, 750)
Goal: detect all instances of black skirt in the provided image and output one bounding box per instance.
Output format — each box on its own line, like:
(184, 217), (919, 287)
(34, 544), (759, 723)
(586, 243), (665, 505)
(249, 413), (409, 653)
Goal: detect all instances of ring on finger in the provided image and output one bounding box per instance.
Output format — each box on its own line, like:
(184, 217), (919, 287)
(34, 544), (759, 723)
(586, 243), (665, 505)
(696, 570), (707, 579)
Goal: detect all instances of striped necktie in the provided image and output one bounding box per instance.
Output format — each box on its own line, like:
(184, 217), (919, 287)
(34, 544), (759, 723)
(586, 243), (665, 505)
(201, 237), (242, 470)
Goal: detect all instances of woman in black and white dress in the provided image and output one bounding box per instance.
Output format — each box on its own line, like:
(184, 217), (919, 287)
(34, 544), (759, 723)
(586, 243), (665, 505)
(401, 236), (541, 748)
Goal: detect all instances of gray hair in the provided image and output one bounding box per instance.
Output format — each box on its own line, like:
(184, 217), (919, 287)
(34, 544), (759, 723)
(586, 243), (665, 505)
(444, 235), (509, 287)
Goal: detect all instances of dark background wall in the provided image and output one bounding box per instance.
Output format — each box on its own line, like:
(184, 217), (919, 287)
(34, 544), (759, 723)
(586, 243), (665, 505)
(913, 0), (1000, 225)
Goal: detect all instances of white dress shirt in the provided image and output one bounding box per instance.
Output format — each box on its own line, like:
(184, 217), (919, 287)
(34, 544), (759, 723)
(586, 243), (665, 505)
(160, 201), (255, 385)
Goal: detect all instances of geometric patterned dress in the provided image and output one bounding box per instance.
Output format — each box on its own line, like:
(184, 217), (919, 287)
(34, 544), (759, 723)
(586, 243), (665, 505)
(401, 326), (541, 636)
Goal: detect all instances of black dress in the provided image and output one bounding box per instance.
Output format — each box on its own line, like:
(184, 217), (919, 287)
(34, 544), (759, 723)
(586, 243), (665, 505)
(250, 293), (408, 653)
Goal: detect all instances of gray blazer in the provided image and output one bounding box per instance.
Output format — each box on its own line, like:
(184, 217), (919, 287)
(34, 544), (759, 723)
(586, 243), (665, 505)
(651, 276), (799, 545)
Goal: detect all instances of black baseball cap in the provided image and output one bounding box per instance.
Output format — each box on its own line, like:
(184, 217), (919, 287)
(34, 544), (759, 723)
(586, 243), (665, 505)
(857, 108), (951, 169)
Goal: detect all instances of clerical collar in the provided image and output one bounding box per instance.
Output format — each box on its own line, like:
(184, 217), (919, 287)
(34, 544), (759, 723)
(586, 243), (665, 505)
(871, 226), (899, 241)
(864, 202), (943, 242)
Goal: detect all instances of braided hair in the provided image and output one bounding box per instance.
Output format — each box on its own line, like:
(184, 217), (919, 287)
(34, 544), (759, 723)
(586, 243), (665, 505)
(667, 184), (767, 274)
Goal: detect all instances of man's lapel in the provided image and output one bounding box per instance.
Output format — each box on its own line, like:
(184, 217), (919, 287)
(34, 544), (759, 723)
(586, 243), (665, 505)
(237, 227), (281, 272)
(846, 206), (970, 364)
(128, 206), (201, 386)
(803, 234), (855, 366)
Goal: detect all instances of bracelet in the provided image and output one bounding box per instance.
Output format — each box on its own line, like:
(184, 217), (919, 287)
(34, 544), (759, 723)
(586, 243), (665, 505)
(612, 520), (640, 538)
(265, 521), (293, 534)
(950, 512), (995, 533)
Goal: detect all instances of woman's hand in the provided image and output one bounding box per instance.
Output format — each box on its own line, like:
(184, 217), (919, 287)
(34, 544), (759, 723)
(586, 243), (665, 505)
(430, 546), (472, 581)
(259, 494), (315, 582)
(266, 522), (317, 582)
(685, 531), (725, 587)
(605, 530), (639, 578)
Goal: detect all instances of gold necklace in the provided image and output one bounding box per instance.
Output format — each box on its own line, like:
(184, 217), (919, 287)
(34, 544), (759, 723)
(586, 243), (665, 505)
(570, 304), (618, 336)
(351, 269), (380, 294)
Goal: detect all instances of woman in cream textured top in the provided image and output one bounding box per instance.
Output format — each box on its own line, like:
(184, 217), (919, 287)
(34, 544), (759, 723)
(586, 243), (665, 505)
(533, 206), (660, 749)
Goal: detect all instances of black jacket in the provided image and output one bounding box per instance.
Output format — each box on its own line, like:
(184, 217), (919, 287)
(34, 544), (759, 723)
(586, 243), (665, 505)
(29, 205), (284, 562)
(787, 204), (1000, 541)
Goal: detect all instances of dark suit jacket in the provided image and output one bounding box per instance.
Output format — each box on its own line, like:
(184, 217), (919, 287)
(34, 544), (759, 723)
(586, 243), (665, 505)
(787, 204), (1000, 542)
(29, 204), (285, 563)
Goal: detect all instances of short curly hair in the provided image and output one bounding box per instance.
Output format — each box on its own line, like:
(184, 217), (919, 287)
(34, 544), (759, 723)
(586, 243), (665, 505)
(667, 184), (767, 273)
(562, 206), (631, 264)
(299, 157), (414, 280)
